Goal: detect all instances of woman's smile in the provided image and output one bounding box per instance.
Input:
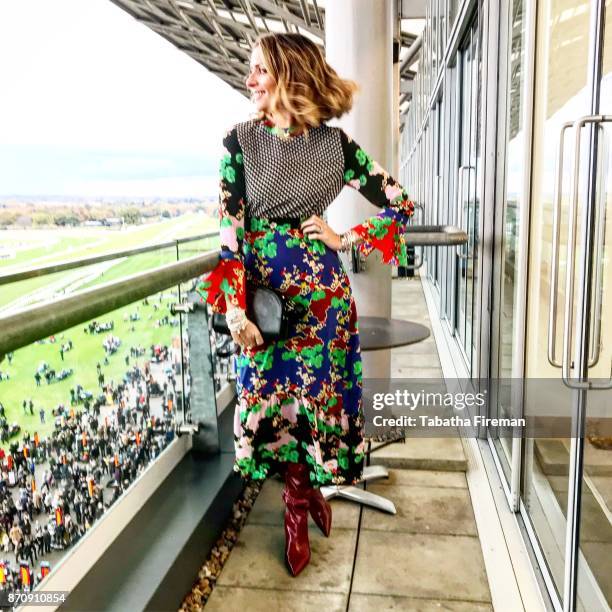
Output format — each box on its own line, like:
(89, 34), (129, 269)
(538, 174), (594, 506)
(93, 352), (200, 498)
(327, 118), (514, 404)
(246, 46), (275, 112)
(251, 90), (267, 103)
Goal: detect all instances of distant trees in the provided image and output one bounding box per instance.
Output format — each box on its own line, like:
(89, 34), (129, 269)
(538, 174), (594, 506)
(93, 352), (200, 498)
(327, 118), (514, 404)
(0, 211), (19, 226)
(53, 214), (80, 226)
(32, 212), (53, 227)
(120, 207), (141, 225)
(0, 198), (215, 228)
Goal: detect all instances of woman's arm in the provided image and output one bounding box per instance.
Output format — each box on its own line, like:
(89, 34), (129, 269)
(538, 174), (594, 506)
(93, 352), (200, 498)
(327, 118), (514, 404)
(339, 129), (415, 266)
(196, 126), (247, 314)
(195, 127), (263, 348)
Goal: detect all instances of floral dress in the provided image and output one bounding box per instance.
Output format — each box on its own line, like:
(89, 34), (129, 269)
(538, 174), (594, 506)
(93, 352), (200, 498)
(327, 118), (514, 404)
(197, 117), (414, 486)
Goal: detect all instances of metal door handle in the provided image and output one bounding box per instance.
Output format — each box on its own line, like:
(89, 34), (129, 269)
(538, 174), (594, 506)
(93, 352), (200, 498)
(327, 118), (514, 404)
(455, 165), (473, 260)
(587, 122), (606, 367)
(548, 122), (574, 367)
(562, 115), (612, 390)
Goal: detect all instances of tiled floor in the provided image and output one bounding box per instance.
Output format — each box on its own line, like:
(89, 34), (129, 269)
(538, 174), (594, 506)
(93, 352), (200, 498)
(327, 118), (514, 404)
(205, 276), (493, 611)
(206, 465), (492, 612)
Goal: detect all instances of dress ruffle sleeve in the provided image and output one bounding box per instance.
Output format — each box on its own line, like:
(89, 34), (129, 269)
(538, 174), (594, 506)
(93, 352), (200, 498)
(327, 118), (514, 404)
(196, 127), (247, 313)
(339, 129), (415, 267)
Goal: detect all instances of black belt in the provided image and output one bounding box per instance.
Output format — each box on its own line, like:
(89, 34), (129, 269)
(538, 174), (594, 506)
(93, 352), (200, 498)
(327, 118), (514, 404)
(247, 216), (303, 230)
(268, 216), (303, 229)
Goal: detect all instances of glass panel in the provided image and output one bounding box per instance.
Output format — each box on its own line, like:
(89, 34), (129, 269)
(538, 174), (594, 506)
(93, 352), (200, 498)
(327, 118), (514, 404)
(0, 283), (193, 584)
(469, 20), (483, 372)
(448, 0), (459, 35)
(435, 99), (444, 286)
(576, 4), (612, 607)
(0, 227), (227, 592)
(456, 17), (482, 369)
(456, 41), (470, 351)
(425, 3), (430, 102)
(465, 22), (478, 369)
(522, 0), (595, 605)
(432, 0), (438, 78)
(489, 0), (528, 482)
(444, 65), (458, 324)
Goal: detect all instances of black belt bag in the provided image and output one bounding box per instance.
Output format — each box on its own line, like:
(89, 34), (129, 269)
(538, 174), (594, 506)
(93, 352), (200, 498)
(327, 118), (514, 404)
(212, 286), (307, 341)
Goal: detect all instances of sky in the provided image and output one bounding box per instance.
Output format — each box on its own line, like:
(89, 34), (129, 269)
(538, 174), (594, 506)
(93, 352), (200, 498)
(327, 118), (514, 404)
(0, 0), (251, 198)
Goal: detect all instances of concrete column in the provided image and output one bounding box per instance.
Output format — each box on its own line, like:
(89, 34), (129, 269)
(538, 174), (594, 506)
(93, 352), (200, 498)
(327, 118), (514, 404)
(393, 63), (401, 176)
(393, 0), (401, 177)
(325, 0), (394, 378)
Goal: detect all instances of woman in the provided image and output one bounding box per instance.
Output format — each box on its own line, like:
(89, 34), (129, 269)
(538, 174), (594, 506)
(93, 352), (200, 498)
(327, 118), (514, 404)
(197, 32), (414, 576)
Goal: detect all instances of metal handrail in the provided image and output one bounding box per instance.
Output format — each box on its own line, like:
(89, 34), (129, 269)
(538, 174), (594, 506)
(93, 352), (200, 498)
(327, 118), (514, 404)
(0, 231), (218, 286)
(404, 224), (467, 246)
(0, 250), (220, 359)
(0, 222), (468, 357)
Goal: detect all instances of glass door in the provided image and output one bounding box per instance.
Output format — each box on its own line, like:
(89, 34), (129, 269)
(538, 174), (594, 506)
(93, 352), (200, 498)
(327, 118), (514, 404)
(516, 0), (612, 609)
(454, 14), (482, 374)
(441, 63), (458, 326)
(432, 98), (444, 288)
(575, 4), (612, 609)
(488, 0), (529, 492)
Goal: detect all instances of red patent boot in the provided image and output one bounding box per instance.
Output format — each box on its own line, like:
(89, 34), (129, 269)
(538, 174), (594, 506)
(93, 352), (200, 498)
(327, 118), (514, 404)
(309, 487), (332, 537)
(282, 463), (311, 576)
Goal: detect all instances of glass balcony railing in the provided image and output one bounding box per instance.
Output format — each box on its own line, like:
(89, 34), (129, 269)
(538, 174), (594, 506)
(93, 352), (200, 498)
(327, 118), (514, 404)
(0, 236), (233, 594)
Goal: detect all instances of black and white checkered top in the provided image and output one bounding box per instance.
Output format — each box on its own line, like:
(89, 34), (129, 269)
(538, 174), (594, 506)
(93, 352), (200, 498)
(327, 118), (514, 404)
(235, 118), (345, 218)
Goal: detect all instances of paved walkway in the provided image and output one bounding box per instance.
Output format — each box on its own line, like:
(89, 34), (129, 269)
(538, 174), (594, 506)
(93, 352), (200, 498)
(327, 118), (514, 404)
(203, 275), (493, 611)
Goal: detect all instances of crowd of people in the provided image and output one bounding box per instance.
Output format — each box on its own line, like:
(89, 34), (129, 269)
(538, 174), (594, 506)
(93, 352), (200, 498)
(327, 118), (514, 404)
(84, 320), (114, 335)
(0, 403), (20, 445)
(102, 335), (121, 356)
(59, 340), (73, 362)
(0, 343), (182, 593)
(0, 354), (13, 381)
(0, 290), (211, 595)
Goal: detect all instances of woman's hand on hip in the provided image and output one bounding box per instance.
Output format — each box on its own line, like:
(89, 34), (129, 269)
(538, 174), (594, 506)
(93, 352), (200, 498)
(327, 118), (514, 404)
(231, 320), (265, 350)
(301, 215), (342, 251)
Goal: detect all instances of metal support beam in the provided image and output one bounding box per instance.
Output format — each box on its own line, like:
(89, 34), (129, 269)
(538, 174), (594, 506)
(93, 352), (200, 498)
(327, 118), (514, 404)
(110, 0), (423, 121)
(250, 0), (321, 37)
(400, 33), (422, 72)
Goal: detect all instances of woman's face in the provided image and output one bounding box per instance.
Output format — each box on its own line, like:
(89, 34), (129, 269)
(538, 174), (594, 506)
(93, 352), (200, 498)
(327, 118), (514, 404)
(246, 46), (276, 113)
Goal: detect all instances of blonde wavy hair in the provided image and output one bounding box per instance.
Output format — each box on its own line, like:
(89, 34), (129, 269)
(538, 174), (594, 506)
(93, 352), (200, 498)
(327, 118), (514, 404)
(253, 33), (358, 133)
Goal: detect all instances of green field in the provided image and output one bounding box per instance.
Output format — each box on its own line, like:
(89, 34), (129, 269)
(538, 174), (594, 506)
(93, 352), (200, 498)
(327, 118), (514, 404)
(0, 213), (220, 308)
(0, 214), (221, 448)
(0, 296), (177, 445)
(0, 237), (94, 269)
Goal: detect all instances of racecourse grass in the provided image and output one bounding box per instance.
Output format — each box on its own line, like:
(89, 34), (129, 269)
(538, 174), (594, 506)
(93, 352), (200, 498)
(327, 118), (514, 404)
(0, 214), (219, 308)
(0, 214), (220, 449)
(0, 293), (177, 449)
(0, 237), (93, 269)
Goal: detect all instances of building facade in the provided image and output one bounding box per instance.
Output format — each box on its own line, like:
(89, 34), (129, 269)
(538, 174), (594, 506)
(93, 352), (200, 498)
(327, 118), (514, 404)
(400, 1), (611, 610)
